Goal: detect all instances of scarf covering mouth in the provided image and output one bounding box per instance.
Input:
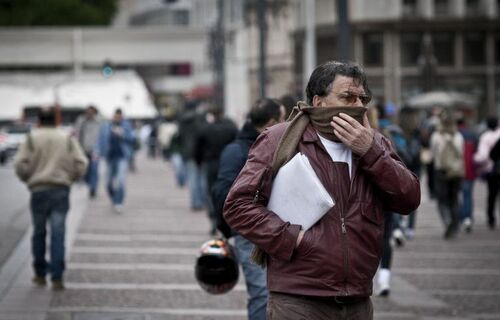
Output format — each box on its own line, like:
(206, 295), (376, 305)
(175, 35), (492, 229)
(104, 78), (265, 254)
(289, 102), (368, 142)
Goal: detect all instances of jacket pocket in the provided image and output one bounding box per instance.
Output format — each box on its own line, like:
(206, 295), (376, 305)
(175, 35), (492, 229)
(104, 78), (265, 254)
(360, 203), (384, 227)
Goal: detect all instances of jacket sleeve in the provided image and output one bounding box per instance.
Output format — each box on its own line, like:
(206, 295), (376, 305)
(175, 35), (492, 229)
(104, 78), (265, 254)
(359, 131), (421, 214)
(70, 137), (89, 181)
(223, 131), (301, 261)
(14, 141), (33, 182)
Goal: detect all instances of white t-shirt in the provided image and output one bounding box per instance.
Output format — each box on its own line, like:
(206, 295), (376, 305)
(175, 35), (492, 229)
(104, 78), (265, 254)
(318, 134), (353, 179)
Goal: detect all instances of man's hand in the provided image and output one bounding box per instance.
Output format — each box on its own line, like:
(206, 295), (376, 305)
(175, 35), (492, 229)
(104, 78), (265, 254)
(296, 230), (305, 248)
(330, 112), (374, 156)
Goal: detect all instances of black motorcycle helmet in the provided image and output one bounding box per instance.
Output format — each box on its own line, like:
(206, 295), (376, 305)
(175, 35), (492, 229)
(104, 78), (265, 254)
(195, 239), (239, 294)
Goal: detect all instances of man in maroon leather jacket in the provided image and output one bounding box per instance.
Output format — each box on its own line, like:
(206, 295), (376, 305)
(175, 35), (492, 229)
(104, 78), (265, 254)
(223, 61), (420, 320)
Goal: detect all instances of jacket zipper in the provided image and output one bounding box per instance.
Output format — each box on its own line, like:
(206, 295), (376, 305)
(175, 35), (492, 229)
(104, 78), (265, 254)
(340, 215), (349, 295)
(253, 168), (268, 203)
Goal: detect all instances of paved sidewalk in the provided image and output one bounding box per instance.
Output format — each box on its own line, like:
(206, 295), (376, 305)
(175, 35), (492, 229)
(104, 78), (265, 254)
(0, 155), (500, 320)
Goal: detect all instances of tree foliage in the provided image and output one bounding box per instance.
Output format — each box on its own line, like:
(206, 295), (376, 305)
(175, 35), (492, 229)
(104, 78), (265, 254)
(0, 0), (117, 26)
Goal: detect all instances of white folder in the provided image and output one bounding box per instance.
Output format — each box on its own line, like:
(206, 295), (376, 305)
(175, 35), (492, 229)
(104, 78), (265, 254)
(267, 153), (335, 230)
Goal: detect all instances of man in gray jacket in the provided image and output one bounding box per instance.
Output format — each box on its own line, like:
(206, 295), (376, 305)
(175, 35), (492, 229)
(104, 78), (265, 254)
(74, 105), (101, 198)
(15, 108), (88, 290)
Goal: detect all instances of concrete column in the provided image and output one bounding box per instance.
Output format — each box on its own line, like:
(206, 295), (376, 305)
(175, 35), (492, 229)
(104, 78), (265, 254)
(483, 0), (496, 19)
(419, 0), (433, 18)
(486, 32), (496, 116)
(72, 28), (82, 77)
(303, 0), (316, 87)
(453, 0), (465, 17)
(393, 33), (402, 107)
(383, 31), (393, 104)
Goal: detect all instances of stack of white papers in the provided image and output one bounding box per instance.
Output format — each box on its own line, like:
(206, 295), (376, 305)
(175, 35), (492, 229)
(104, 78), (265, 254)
(267, 153), (335, 230)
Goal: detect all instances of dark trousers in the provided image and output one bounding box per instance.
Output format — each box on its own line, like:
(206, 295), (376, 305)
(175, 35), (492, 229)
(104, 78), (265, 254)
(267, 292), (373, 320)
(381, 212), (394, 269)
(435, 171), (462, 238)
(486, 173), (500, 227)
(30, 187), (69, 280)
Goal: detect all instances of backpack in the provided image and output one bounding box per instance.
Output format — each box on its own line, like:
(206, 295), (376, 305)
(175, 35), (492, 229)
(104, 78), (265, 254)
(439, 137), (464, 179)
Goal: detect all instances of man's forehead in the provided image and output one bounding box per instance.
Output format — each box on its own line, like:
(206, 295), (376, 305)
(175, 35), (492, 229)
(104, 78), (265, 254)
(331, 75), (364, 92)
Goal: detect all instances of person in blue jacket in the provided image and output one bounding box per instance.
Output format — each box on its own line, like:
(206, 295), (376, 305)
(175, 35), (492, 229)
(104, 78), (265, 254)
(97, 108), (136, 213)
(212, 98), (285, 320)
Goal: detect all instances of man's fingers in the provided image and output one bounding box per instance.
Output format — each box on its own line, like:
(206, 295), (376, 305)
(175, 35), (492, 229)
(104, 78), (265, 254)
(331, 121), (353, 140)
(338, 113), (362, 128)
(332, 115), (352, 130)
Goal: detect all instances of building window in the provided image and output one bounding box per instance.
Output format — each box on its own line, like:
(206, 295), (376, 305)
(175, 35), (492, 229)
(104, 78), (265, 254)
(463, 32), (486, 65)
(465, 0), (482, 17)
(432, 32), (454, 66)
(434, 0), (450, 16)
(401, 32), (422, 66)
(402, 0), (418, 17)
(363, 33), (384, 66)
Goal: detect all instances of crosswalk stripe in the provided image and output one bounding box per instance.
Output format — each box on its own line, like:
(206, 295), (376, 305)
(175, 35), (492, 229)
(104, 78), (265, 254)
(72, 247), (198, 255)
(68, 262), (193, 271)
(63, 283), (246, 291)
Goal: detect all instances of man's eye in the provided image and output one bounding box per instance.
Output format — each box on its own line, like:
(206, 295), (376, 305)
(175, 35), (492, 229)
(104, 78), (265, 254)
(360, 95), (371, 105)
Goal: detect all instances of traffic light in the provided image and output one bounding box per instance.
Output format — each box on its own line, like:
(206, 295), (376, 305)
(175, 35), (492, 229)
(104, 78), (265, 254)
(102, 60), (113, 78)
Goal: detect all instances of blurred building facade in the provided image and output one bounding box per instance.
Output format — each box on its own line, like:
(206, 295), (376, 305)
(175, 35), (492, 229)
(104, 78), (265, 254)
(238, 0), (500, 120)
(1, 0), (499, 123)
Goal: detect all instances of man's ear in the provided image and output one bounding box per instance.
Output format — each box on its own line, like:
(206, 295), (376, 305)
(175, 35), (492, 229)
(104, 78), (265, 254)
(312, 95), (322, 107)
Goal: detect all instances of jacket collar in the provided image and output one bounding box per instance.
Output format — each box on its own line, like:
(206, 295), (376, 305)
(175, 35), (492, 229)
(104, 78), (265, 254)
(302, 123), (320, 143)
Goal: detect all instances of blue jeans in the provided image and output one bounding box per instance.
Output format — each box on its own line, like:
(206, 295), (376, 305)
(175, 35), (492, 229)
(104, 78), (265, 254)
(170, 153), (186, 187)
(234, 234), (268, 320)
(30, 187), (69, 281)
(85, 153), (99, 194)
(459, 180), (474, 221)
(106, 157), (128, 205)
(187, 160), (206, 210)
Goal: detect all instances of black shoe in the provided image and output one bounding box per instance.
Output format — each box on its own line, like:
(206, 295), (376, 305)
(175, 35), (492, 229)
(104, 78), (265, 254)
(52, 280), (65, 291)
(32, 275), (47, 287)
(444, 223), (458, 239)
(488, 220), (496, 230)
(89, 189), (96, 199)
(378, 289), (390, 297)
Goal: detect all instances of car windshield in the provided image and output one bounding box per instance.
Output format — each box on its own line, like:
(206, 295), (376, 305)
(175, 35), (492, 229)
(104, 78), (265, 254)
(7, 126), (30, 134)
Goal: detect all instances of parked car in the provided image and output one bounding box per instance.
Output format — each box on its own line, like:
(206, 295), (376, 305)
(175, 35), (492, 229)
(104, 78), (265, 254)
(1, 124), (31, 162)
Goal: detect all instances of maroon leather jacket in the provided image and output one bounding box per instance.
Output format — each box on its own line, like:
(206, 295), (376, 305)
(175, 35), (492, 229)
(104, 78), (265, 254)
(224, 122), (420, 297)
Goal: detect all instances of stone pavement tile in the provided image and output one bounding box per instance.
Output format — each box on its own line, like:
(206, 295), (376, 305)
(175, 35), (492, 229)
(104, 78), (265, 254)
(0, 313), (47, 320)
(65, 269), (198, 284)
(69, 253), (197, 265)
(0, 287), (52, 312)
(50, 289), (247, 309)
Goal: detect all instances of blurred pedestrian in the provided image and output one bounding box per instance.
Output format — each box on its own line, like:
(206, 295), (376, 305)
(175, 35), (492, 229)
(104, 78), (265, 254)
(74, 105), (101, 198)
(97, 108), (136, 213)
(194, 105), (237, 235)
(375, 100), (421, 296)
(224, 61), (420, 319)
(14, 107), (88, 290)
(212, 98), (285, 320)
(279, 93), (297, 120)
(178, 100), (207, 211)
(420, 106), (441, 200)
(457, 117), (478, 233)
(430, 109), (464, 239)
(474, 117), (500, 229)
